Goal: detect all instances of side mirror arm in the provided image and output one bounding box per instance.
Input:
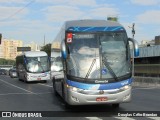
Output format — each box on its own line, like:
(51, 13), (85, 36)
(61, 40), (68, 59)
(128, 38), (139, 57)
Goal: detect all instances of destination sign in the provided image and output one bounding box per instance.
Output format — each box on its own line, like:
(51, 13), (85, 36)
(73, 34), (94, 39)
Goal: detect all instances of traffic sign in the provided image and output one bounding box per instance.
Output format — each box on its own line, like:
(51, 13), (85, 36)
(17, 47), (31, 52)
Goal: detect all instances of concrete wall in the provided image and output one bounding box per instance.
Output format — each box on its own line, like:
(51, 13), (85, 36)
(133, 76), (160, 87)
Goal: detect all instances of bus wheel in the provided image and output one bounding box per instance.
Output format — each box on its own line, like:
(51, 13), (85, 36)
(62, 83), (65, 99)
(42, 80), (47, 83)
(24, 79), (27, 83)
(52, 79), (58, 96)
(64, 103), (72, 109)
(112, 103), (120, 108)
(23, 78), (28, 83)
(23, 75), (27, 83)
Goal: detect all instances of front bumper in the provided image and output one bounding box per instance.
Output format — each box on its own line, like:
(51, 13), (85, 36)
(65, 86), (131, 105)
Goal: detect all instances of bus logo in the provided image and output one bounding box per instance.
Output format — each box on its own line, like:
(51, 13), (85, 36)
(102, 69), (107, 75)
(99, 90), (104, 94)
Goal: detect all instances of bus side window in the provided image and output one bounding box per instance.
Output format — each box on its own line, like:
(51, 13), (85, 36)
(51, 56), (63, 72)
(18, 64), (23, 72)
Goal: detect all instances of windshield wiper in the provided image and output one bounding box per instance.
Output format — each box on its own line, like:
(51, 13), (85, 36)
(102, 55), (119, 82)
(85, 58), (96, 79)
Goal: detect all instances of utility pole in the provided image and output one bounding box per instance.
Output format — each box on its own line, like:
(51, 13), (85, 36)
(129, 23), (135, 77)
(132, 23), (135, 39)
(44, 35), (46, 46)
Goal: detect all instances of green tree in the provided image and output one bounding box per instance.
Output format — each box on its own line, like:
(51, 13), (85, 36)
(41, 43), (51, 57)
(0, 58), (15, 65)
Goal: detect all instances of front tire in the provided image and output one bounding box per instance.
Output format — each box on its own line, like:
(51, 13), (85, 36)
(52, 79), (58, 96)
(61, 83), (72, 109)
(112, 103), (120, 108)
(42, 80), (47, 83)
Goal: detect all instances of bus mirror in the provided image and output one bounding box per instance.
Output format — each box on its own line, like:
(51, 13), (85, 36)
(128, 38), (139, 57)
(61, 41), (68, 59)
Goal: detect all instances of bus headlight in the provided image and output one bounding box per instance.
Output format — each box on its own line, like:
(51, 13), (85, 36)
(67, 85), (82, 92)
(71, 87), (83, 92)
(120, 85), (130, 91)
(72, 87), (78, 92)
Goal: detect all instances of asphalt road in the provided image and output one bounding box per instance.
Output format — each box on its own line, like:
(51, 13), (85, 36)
(0, 75), (160, 120)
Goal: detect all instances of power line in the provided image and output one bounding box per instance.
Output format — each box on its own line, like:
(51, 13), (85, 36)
(0, 0), (35, 21)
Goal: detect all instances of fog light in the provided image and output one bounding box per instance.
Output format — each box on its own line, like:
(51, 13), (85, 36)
(123, 94), (130, 101)
(71, 96), (79, 102)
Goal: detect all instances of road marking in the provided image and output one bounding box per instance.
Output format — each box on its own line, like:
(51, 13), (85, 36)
(85, 117), (103, 120)
(86, 116), (159, 120)
(36, 92), (52, 94)
(0, 92), (52, 96)
(0, 79), (34, 94)
(38, 83), (52, 87)
(0, 93), (33, 96)
(132, 87), (160, 90)
(148, 117), (160, 120)
(114, 117), (135, 120)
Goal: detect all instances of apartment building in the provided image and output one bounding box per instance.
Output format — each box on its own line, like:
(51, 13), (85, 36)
(0, 38), (23, 60)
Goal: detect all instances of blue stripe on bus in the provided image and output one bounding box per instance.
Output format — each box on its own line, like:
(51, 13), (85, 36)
(111, 26), (123, 31)
(103, 27), (108, 31)
(134, 48), (140, 57)
(66, 78), (132, 90)
(83, 27), (95, 31)
(67, 26), (125, 32)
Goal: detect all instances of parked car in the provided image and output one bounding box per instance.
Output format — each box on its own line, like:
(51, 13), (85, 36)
(9, 69), (17, 78)
(0, 69), (7, 75)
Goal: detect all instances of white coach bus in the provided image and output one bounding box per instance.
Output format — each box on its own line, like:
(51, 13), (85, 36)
(51, 20), (139, 107)
(16, 51), (50, 82)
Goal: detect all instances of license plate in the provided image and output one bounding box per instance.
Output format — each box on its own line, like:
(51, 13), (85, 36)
(37, 78), (41, 80)
(96, 97), (107, 102)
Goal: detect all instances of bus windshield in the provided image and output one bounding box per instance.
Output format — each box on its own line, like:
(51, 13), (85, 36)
(26, 56), (50, 73)
(67, 32), (131, 81)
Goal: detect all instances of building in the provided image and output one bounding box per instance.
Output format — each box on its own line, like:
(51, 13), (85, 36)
(0, 44), (4, 58)
(24, 41), (40, 51)
(140, 40), (155, 47)
(0, 38), (23, 60)
(140, 35), (160, 47)
(155, 35), (160, 45)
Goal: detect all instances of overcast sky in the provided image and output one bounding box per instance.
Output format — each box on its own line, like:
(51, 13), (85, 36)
(0, 0), (159, 45)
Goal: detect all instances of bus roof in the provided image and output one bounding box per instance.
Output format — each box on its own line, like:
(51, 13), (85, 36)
(17, 51), (48, 57)
(64, 20), (123, 30)
(51, 19), (125, 49)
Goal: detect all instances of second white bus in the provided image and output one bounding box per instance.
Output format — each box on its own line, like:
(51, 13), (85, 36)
(16, 51), (50, 82)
